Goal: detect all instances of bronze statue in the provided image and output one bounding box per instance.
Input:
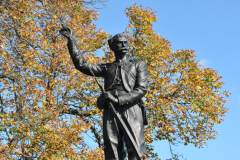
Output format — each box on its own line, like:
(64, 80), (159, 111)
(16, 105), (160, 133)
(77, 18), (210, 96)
(60, 26), (148, 160)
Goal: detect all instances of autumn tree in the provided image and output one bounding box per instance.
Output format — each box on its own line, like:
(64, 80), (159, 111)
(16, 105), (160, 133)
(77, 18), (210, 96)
(0, 0), (108, 159)
(0, 1), (229, 159)
(124, 4), (229, 159)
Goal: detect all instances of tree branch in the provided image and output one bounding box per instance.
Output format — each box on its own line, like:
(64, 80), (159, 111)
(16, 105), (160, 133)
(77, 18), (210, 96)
(62, 108), (91, 117)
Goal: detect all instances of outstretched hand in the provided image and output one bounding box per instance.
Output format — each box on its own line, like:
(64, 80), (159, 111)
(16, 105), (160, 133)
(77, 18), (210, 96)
(102, 91), (118, 104)
(59, 25), (72, 39)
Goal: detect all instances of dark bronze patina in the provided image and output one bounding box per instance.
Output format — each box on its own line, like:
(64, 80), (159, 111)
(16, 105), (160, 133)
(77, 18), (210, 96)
(60, 26), (148, 160)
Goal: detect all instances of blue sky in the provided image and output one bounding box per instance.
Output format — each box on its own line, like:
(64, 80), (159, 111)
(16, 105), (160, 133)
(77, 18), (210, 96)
(85, 0), (240, 159)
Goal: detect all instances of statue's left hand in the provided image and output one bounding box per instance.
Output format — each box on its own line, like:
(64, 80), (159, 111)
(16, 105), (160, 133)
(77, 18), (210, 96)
(102, 91), (118, 104)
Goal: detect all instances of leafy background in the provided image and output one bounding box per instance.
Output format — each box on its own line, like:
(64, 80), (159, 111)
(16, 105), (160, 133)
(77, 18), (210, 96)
(0, 0), (239, 159)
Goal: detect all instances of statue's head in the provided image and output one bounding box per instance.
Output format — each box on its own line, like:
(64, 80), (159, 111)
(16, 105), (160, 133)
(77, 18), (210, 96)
(108, 34), (128, 58)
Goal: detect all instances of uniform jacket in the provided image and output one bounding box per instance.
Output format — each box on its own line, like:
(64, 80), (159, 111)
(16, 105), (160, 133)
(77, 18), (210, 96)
(67, 37), (148, 107)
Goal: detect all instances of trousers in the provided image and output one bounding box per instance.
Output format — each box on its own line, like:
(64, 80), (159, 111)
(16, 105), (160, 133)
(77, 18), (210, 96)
(103, 100), (147, 160)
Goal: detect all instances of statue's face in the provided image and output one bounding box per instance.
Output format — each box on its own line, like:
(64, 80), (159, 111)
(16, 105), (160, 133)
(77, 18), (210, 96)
(112, 37), (128, 57)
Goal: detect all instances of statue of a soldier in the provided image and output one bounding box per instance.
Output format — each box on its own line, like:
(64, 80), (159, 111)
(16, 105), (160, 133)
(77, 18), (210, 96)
(60, 26), (148, 160)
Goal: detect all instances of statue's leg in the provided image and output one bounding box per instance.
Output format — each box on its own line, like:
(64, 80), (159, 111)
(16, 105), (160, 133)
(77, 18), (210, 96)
(103, 107), (126, 160)
(121, 103), (148, 159)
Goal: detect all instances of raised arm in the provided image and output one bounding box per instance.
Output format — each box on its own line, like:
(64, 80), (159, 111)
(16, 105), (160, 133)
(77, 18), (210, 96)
(59, 26), (105, 77)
